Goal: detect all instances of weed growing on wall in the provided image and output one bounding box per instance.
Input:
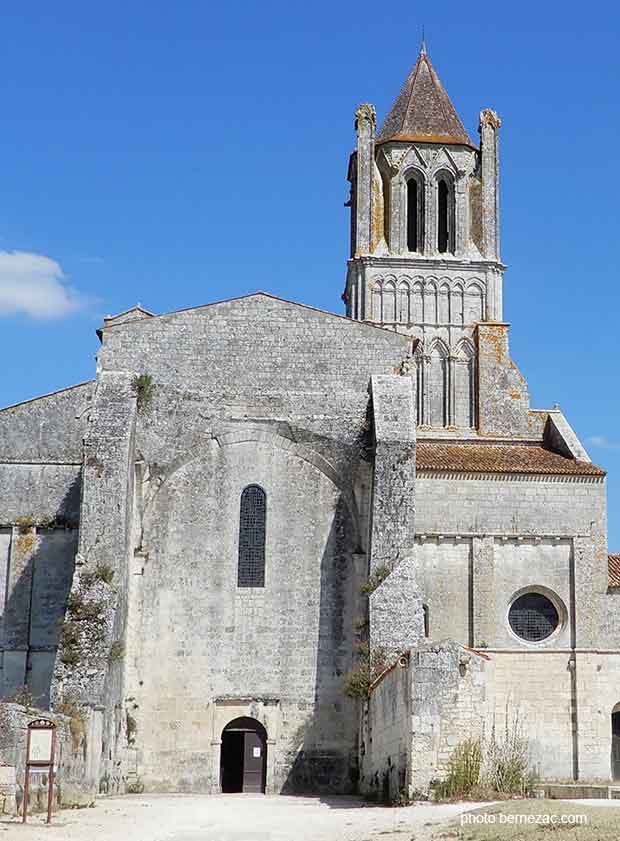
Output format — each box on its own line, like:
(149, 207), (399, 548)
(361, 564), (391, 595)
(125, 777), (144, 794)
(132, 373), (155, 412)
(433, 708), (537, 800)
(58, 565), (114, 670)
(343, 642), (389, 698)
(108, 640), (125, 662)
(434, 738), (483, 799)
(484, 709), (537, 795)
(81, 562), (115, 588)
(55, 695), (86, 753)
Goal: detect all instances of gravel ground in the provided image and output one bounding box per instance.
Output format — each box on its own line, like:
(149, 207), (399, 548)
(0, 794), (488, 841)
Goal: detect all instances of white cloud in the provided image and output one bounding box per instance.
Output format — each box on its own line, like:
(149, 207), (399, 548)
(587, 435), (620, 450)
(0, 251), (85, 319)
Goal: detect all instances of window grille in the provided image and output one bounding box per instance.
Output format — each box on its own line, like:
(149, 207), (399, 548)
(238, 485), (266, 588)
(508, 592), (559, 642)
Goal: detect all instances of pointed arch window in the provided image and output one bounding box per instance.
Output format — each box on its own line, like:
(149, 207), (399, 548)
(238, 484), (266, 588)
(436, 171), (455, 254)
(406, 172), (424, 253)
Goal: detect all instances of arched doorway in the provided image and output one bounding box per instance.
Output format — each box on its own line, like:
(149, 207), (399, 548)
(220, 717), (267, 793)
(612, 703), (620, 780)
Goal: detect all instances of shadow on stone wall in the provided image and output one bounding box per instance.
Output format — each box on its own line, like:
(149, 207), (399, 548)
(0, 476), (80, 707)
(282, 495), (360, 795)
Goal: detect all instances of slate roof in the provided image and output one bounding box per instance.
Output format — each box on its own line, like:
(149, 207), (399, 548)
(377, 47), (473, 146)
(609, 555), (620, 588)
(416, 442), (606, 477)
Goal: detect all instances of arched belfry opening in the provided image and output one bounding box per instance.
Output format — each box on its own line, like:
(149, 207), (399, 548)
(406, 171), (424, 253)
(220, 717), (267, 794)
(612, 703), (620, 780)
(436, 171), (455, 254)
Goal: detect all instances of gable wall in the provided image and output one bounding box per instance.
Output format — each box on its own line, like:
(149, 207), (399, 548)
(0, 382), (92, 463)
(80, 298), (416, 793)
(98, 296), (412, 469)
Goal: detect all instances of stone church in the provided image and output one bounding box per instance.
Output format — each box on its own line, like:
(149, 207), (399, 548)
(1, 47), (619, 800)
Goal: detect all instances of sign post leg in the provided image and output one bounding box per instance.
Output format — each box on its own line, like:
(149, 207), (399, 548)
(46, 766), (54, 824)
(46, 727), (57, 823)
(22, 768), (29, 824)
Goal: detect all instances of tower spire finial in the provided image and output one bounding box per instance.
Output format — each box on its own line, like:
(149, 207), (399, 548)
(421, 25), (427, 55)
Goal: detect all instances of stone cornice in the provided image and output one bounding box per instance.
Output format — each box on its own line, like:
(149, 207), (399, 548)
(0, 460), (82, 466)
(347, 255), (507, 272)
(414, 532), (585, 540)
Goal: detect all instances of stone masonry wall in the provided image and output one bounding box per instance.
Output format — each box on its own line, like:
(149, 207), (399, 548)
(409, 641), (493, 794)
(415, 474), (608, 651)
(490, 652), (573, 779)
(0, 702), (102, 814)
(368, 375), (416, 573)
(0, 385), (87, 568)
(488, 650), (620, 781)
(359, 657), (411, 803)
(89, 295), (414, 793)
(0, 382), (90, 709)
(132, 439), (360, 793)
(363, 641), (493, 799)
(0, 466), (81, 526)
(0, 528), (78, 705)
(368, 375), (424, 661)
(50, 372), (137, 797)
(476, 324), (532, 437)
(0, 383), (92, 463)
(413, 538), (471, 642)
(412, 469), (614, 783)
(98, 295), (413, 477)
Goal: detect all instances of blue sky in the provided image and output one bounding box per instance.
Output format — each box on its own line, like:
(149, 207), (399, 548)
(1, 1), (618, 547)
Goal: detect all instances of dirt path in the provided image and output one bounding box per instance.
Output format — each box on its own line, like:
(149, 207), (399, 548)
(1, 794), (487, 841)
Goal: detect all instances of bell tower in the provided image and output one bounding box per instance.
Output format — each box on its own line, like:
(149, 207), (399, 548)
(344, 46), (505, 430)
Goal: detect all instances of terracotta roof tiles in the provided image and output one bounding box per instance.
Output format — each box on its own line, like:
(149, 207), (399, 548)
(609, 555), (620, 588)
(416, 442), (605, 477)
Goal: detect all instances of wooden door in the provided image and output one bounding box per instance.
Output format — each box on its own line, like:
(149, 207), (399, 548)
(612, 711), (620, 780)
(242, 731), (265, 793)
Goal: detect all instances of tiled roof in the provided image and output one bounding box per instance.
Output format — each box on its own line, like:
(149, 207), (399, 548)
(416, 442), (606, 477)
(609, 555), (620, 589)
(377, 48), (473, 146)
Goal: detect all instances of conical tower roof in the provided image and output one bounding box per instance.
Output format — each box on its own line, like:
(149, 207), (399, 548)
(377, 47), (473, 146)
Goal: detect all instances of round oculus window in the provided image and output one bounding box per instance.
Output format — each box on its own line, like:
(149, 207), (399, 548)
(508, 592), (560, 642)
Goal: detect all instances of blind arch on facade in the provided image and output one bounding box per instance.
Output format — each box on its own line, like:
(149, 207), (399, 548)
(238, 484), (267, 587)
